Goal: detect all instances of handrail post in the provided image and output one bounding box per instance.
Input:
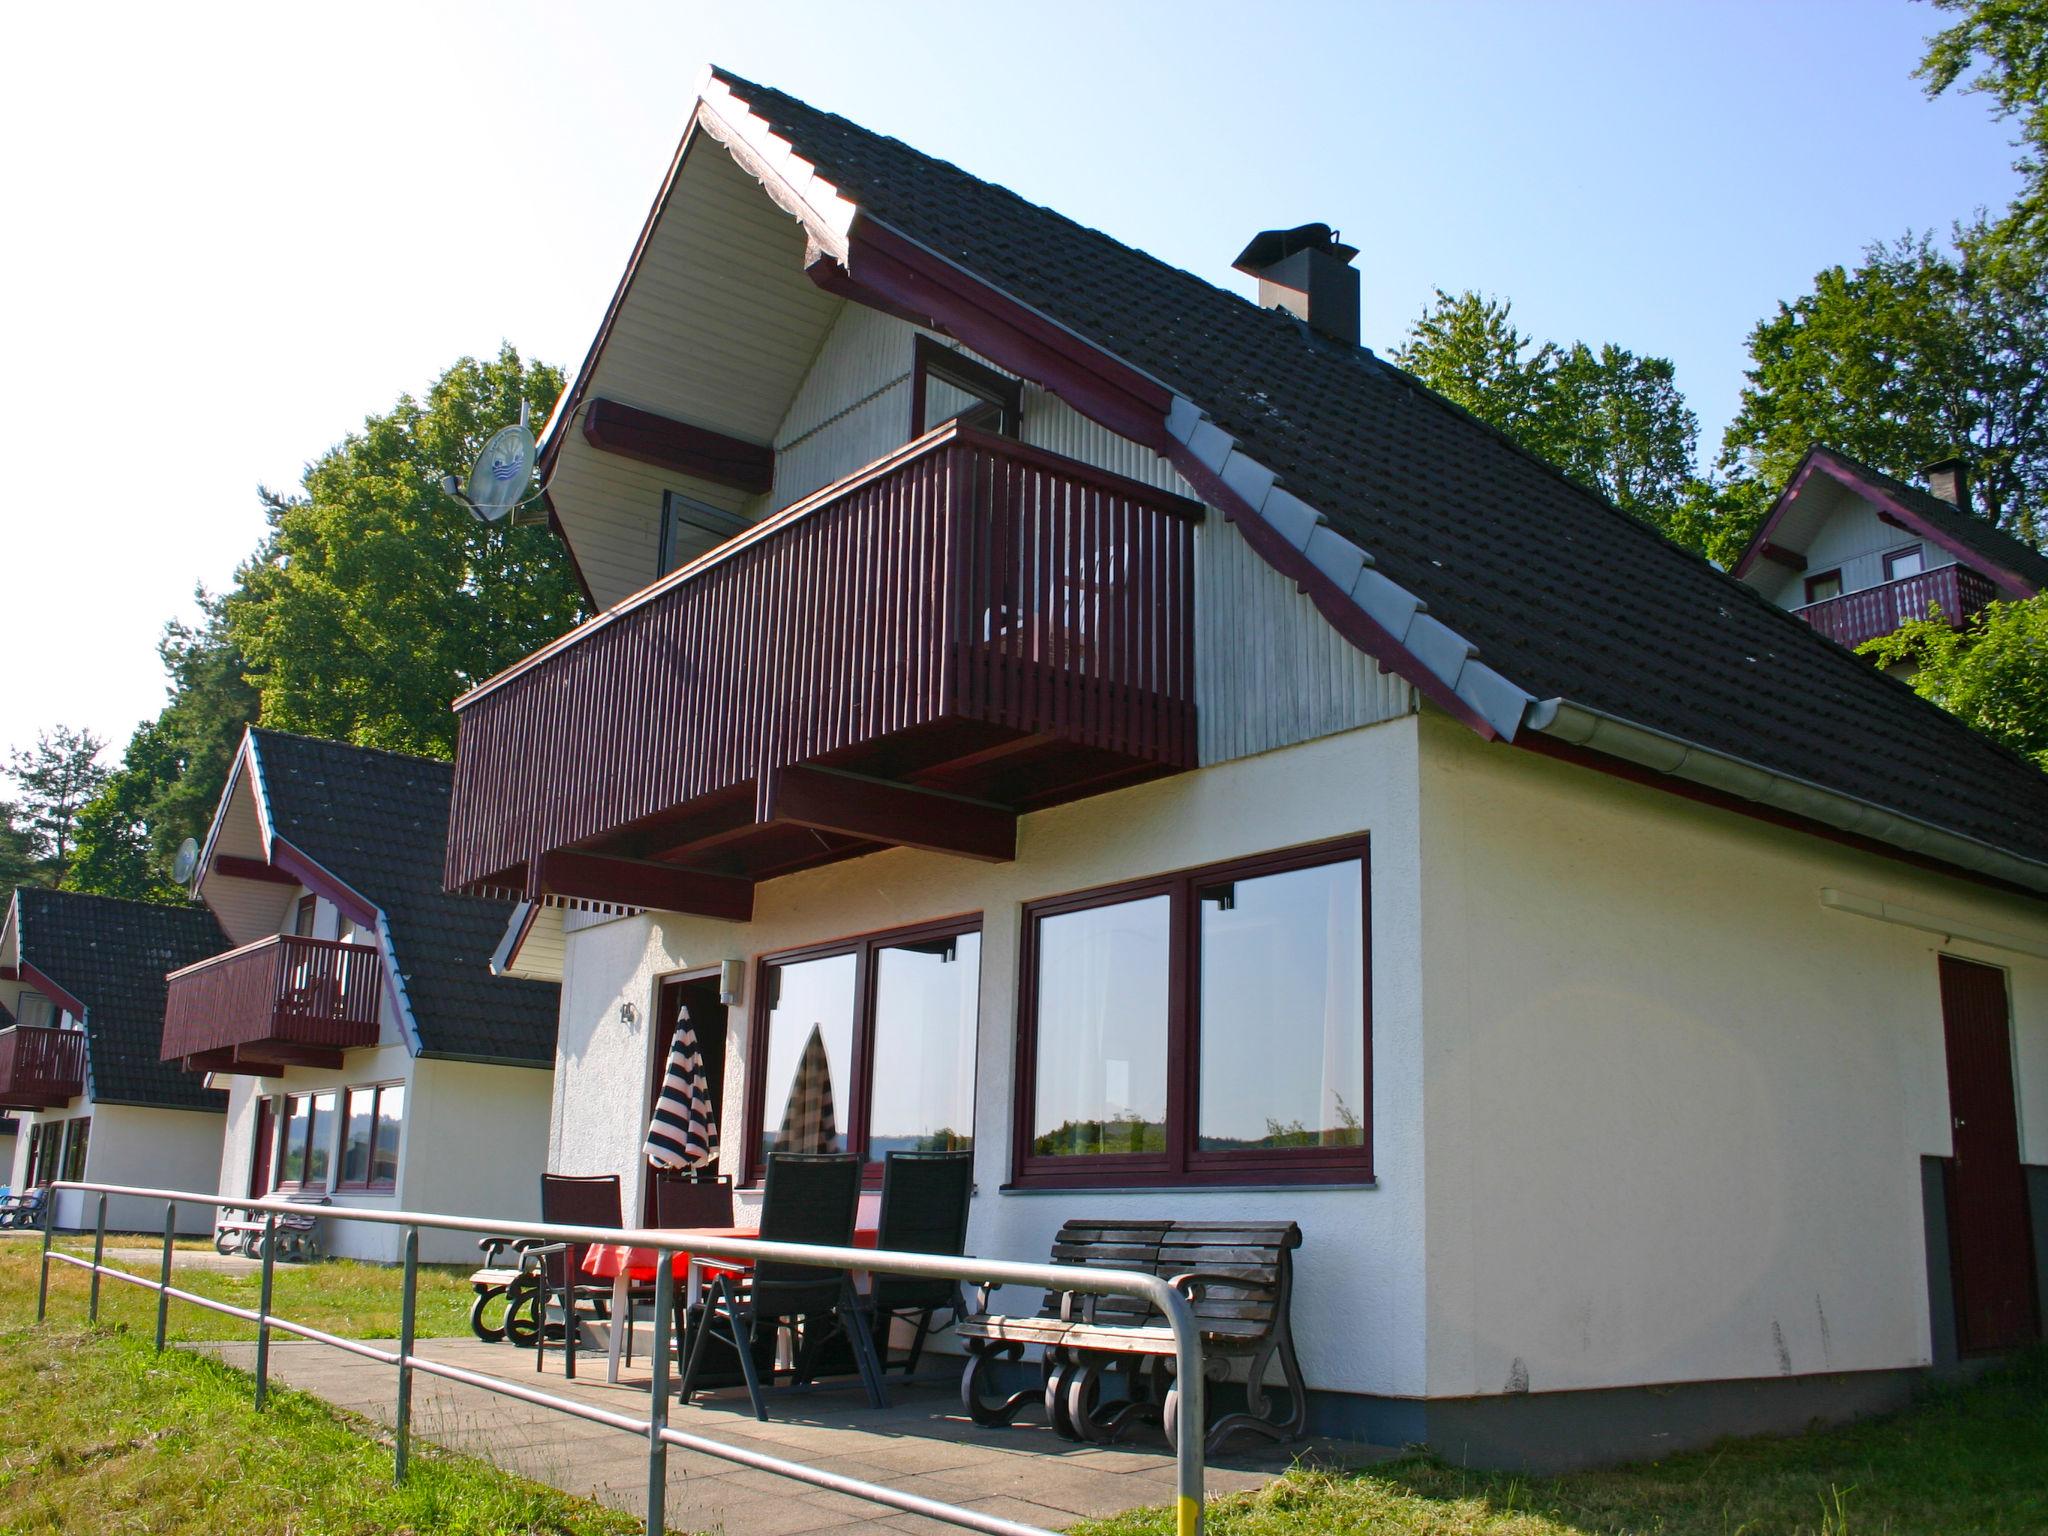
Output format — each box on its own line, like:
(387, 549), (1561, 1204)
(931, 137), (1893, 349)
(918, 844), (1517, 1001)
(395, 1226), (418, 1484)
(155, 1201), (175, 1351)
(646, 1254), (674, 1536)
(254, 1212), (277, 1410)
(88, 1192), (106, 1324)
(35, 1198), (51, 1322)
(1160, 1284), (1206, 1536)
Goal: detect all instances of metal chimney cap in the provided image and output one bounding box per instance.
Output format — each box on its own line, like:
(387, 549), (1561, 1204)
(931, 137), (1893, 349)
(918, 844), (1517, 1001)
(1233, 223), (1359, 277)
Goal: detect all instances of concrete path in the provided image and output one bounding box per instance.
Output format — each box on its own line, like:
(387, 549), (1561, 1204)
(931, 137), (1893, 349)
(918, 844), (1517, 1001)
(196, 1336), (1387, 1534)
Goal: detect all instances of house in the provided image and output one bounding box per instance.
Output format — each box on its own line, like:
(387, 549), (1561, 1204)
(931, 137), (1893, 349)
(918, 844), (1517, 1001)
(165, 728), (558, 1263)
(1733, 445), (2048, 652)
(0, 887), (229, 1233)
(452, 69), (2048, 1467)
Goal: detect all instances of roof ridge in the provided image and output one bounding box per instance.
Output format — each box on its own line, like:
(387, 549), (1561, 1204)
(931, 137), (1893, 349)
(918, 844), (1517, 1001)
(16, 886), (210, 918)
(250, 726), (453, 772)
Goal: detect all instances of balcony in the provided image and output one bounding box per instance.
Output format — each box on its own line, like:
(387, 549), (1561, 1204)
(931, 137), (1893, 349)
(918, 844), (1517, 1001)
(1795, 564), (1999, 651)
(162, 935), (384, 1073)
(445, 422), (1201, 914)
(0, 1026), (85, 1109)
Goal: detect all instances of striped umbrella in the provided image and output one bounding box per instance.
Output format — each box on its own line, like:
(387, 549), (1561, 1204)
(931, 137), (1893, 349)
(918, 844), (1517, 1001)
(644, 1008), (717, 1171)
(772, 1024), (839, 1155)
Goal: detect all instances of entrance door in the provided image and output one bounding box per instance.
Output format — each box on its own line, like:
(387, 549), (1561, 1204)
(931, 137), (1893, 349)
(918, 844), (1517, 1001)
(1939, 955), (2039, 1353)
(642, 974), (729, 1224)
(250, 1098), (278, 1200)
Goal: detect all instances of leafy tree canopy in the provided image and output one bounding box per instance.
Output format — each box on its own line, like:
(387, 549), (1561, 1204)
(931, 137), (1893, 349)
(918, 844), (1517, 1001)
(67, 591), (257, 902)
(0, 804), (42, 893)
(1709, 224), (2048, 564)
(1863, 593), (2048, 768)
(225, 345), (584, 758)
(1392, 290), (1703, 541)
(6, 727), (109, 888)
(1920, 0), (2048, 226)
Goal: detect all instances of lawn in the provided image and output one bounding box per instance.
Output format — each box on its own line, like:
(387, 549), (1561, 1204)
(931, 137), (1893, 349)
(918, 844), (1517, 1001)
(1079, 1350), (2048, 1536)
(0, 1233), (633, 1534)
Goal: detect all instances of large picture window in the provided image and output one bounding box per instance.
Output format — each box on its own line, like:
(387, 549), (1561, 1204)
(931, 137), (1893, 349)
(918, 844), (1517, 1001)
(1015, 838), (1369, 1186)
(339, 1082), (405, 1191)
(746, 918), (982, 1183)
(278, 1090), (336, 1190)
(58, 1117), (90, 1184)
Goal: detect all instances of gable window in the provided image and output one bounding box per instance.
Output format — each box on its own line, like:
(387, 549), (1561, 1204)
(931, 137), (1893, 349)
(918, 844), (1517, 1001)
(339, 1082), (405, 1191)
(744, 917), (982, 1183)
(1015, 837), (1369, 1187)
(911, 337), (1022, 439)
(14, 994), (54, 1030)
(1804, 569), (1844, 604)
(1885, 545), (1926, 581)
(658, 490), (751, 577)
(294, 895), (318, 938)
(278, 1090), (336, 1190)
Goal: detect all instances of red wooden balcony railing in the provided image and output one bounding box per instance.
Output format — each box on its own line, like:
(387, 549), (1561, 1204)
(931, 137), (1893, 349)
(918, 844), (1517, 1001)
(1796, 564), (2000, 651)
(445, 421), (1201, 907)
(162, 934), (383, 1073)
(0, 1026), (86, 1109)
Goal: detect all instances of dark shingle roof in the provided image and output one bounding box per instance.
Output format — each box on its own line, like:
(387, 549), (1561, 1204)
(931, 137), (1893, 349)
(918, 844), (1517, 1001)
(12, 888), (228, 1111)
(708, 70), (2048, 874)
(1803, 448), (2048, 594)
(248, 731), (557, 1065)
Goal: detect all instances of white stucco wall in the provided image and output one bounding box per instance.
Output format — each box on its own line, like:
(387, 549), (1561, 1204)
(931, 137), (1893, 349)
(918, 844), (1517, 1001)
(1417, 714), (2048, 1401)
(13, 1096), (224, 1234)
(551, 717), (1429, 1398)
(212, 1046), (552, 1265)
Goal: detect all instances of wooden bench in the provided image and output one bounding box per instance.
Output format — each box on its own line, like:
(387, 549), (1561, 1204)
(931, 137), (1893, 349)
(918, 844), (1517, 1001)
(214, 1194), (330, 1261)
(956, 1218), (1306, 1453)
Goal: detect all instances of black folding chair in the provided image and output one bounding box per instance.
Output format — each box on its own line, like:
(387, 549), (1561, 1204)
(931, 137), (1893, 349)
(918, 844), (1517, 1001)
(653, 1169), (735, 1230)
(530, 1173), (645, 1380)
(678, 1152), (886, 1418)
(867, 1149), (973, 1375)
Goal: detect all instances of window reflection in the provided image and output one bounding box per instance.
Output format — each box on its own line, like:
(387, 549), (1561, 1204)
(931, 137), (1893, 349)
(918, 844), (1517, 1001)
(868, 933), (979, 1157)
(1031, 894), (1170, 1157)
(757, 953), (857, 1168)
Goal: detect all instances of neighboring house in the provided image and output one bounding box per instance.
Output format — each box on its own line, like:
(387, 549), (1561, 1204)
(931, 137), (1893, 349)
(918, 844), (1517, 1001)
(1734, 446), (2048, 652)
(0, 888), (228, 1233)
(165, 728), (558, 1263)
(451, 70), (2048, 1467)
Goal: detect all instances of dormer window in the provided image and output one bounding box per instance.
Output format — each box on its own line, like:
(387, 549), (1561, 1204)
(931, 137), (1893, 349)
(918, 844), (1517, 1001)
(1804, 570), (1843, 604)
(912, 337), (1022, 439)
(1885, 546), (1926, 581)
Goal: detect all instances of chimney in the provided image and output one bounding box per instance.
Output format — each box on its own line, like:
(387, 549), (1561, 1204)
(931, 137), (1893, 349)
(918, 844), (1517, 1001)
(1233, 223), (1360, 346)
(1922, 456), (1971, 514)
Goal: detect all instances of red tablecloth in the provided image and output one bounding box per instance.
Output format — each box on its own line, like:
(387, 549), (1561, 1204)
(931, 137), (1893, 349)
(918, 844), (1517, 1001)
(581, 1224), (878, 1283)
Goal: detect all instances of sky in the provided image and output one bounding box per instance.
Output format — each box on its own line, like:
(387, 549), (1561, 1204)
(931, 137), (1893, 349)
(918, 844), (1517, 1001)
(0, 0), (2025, 766)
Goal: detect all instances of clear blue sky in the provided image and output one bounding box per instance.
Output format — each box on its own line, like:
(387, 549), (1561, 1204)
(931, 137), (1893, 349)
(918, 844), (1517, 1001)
(0, 0), (2024, 761)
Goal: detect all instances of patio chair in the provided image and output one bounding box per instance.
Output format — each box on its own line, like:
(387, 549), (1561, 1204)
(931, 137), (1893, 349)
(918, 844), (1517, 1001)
(678, 1152), (886, 1419)
(530, 1173), (645, 1381)
(866, 1150), (972, 1375)
(652, 1169), (734, 1230)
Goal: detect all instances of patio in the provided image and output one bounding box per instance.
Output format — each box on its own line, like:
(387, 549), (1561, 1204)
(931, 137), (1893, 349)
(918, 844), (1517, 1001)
(195, 1334), (1387, 1534)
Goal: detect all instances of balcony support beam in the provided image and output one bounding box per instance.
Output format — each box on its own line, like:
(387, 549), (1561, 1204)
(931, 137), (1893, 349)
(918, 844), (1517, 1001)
(1757, 542), (1806, 572)
(212, 854), (298, 886)
(537, 851), (755, 921)
(582, 398), (774, 494)
(759, 766), (1016, 863)
(234, 1042), (345, 1070)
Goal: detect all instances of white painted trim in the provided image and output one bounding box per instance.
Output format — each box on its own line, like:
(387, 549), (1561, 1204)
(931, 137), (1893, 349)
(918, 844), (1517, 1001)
(695, 70), (858, 260)
(1819, 888), (2048, 961)
(374, 908), (425, 1059)
(489, 902), (534, 978)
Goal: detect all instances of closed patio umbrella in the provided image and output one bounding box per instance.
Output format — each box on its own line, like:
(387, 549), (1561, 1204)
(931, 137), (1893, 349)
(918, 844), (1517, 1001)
(772, 1024), (839, 1154)
(645, 1009), (718, 1171)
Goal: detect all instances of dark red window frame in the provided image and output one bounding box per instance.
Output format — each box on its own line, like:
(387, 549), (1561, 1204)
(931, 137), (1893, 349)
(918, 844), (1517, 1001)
(1884, 545), (1926, 581)
(336, 1080), (404, 1192)
(1012, 835), (1372, 1189)
(742, 913), (984, 1188)
(1803, 569), (1844, 604)
(294, 894), (318, 937)
(910, 335), (1022, 439)
(275, 1089), (336, 1192)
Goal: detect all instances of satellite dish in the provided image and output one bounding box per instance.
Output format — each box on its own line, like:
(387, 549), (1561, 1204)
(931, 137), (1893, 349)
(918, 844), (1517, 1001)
(446, 400), (536, 524)
(170, 838), (200, 886)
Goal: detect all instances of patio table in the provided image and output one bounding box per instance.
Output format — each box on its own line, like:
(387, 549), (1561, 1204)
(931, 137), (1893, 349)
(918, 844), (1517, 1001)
(582, 1223), (878, 1385)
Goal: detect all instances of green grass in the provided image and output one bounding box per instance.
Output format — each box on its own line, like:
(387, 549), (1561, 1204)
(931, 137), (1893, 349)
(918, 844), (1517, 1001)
(1079, 1351), (2048, 1536)
(31, 1233), (476, 1342)
(0, 1237), (635, 1534)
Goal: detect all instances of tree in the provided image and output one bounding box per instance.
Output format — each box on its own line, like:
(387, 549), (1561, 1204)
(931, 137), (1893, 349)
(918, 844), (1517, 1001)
(1393, 290), (1702, 539)
(0, 804), (42, 892)
(1919, 0), (2048, 227)
(1714, 226), (2048, 560)
(1863, 593), (2048, 768)
(6, 727), (109, 887)
(68, 591), (260, 903)
(225, 345), (585, 758)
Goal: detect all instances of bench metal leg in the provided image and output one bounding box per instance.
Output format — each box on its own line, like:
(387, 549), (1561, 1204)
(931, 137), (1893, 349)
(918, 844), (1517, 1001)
(959, 1341), (1035, 1427)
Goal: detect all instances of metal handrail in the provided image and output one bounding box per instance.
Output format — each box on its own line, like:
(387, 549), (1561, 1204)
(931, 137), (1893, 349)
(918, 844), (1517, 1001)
(39, 1181), (1207, 1536)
